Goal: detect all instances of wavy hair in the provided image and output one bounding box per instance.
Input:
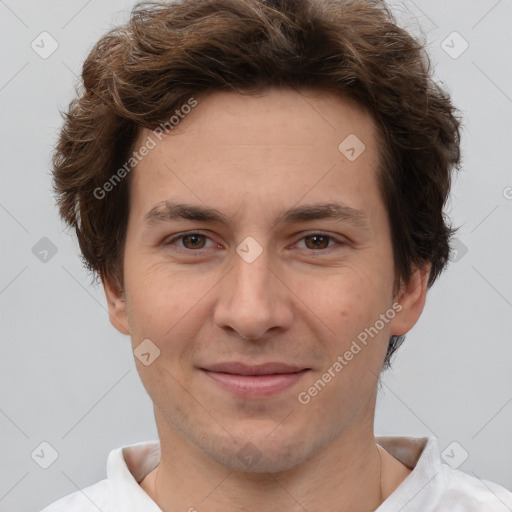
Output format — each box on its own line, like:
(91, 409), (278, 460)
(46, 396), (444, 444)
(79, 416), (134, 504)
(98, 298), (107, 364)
(52, 0), (462, 368)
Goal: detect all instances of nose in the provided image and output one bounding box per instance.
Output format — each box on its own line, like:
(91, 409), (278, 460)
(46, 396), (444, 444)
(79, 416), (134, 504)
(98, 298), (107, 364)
(213, 247), (293, 342)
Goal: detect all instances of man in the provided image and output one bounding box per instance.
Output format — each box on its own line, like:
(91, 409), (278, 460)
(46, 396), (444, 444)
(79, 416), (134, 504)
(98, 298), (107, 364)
(42, 0), (512, 510)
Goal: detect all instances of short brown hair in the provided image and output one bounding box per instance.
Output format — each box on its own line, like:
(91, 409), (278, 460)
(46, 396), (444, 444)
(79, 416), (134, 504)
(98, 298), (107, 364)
(53, 0), (462, 367)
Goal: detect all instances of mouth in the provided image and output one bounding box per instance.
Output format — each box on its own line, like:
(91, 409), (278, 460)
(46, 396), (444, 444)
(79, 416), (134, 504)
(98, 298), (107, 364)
(199, 362), (311, 398)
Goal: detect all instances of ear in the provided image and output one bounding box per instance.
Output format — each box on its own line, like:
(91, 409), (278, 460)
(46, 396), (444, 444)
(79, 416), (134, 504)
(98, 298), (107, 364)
(101, 273), (130, 335)
(389, 262), (431, 336)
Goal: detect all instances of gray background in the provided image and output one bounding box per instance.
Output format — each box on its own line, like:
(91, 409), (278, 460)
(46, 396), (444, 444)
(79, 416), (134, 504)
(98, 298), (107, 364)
(1, 0), (511, 510)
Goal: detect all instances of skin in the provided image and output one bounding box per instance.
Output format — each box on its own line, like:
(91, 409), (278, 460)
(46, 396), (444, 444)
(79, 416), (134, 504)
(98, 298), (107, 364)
(103, 87), (430, 512)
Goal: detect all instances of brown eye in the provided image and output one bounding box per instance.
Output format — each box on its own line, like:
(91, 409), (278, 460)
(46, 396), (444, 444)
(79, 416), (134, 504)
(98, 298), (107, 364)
(163, 232), (216, 252)
(181, 234), (207, 249)
(303, 234), (332, 250)
(293, 232), (345, 253)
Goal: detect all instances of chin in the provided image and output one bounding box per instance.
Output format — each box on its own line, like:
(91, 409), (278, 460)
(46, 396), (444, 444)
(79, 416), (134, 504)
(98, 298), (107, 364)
(193, 427), (319, 474)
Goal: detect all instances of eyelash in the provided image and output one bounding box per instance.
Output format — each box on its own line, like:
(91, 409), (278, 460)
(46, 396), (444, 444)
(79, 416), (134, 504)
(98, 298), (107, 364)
(163, 231), (346, 255)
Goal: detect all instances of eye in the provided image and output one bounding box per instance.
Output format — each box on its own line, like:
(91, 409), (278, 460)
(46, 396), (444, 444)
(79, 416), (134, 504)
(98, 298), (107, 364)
(293, 233), (345, 252)
(163, 232), (219, 252)
(162, 231), (345, 254)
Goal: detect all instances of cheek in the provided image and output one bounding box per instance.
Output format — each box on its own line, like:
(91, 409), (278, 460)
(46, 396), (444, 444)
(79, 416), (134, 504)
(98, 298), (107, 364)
(124, 256), (184, 327)
(124, 262), (210, 370)
(322, 269), (392, 360)
(323, 267), (384, 322)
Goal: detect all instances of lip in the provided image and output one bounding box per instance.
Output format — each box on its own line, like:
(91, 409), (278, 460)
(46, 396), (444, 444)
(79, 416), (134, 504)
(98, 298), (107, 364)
(199, 362), (310, 398)
(202, 362), (308, 375)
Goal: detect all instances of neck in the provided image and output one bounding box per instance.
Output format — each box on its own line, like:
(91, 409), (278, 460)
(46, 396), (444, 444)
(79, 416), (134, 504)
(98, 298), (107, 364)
(141, 413), (395, 512)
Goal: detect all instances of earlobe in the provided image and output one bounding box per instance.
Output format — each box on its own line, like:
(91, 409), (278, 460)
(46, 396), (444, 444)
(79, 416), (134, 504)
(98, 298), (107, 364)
(389, 263), (431, 336)
(102, 273), (130, 335)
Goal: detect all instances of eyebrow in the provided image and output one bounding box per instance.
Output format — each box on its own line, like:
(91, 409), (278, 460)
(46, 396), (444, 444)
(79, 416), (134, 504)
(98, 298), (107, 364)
(144, 201), (370, 230)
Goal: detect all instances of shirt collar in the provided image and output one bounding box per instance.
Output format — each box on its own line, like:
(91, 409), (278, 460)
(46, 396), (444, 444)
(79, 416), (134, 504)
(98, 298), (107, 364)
(107, 436), (439, 511)
(107, 439), (161, 511)
(375, 436), (443, 510)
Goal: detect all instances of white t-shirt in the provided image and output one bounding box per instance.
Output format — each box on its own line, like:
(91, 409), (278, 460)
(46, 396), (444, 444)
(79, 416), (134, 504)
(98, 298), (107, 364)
(39, 436), (512, 511)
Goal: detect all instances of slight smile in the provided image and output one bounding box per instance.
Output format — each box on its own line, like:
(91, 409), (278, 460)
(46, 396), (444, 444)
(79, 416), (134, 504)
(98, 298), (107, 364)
(199, 362), (311, 398)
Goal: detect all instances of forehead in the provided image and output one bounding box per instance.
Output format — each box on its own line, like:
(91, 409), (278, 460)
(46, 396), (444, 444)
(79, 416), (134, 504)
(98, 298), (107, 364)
(138, 87), (377, 150)
(128, 87), (382, 225)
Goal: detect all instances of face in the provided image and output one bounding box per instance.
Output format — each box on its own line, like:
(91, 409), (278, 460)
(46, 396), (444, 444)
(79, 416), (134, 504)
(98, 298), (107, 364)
(105, 87), (428, 473)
